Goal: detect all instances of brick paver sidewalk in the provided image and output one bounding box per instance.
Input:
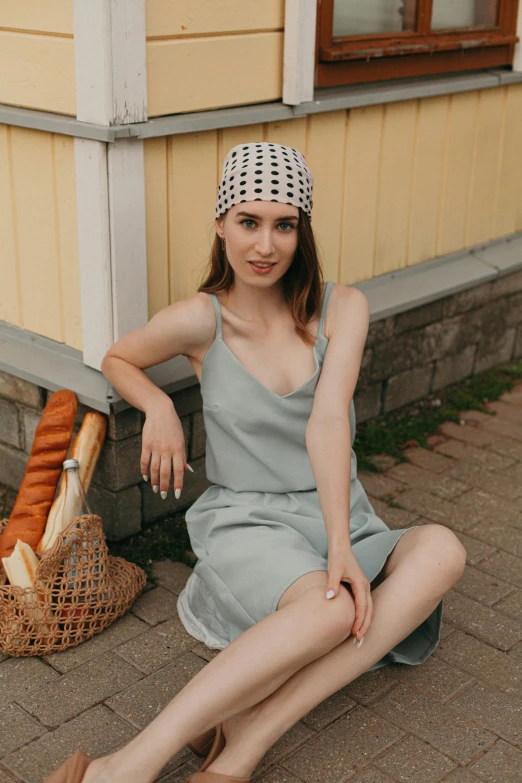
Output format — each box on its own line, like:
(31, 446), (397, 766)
(1, 383), (522, 783)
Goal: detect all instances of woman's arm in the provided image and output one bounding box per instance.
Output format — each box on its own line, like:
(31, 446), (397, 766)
(306, 284), (371, 639)
(101, 293), (215, 497)
(306, 284), (370, 547)
(101, 294), (213, 414)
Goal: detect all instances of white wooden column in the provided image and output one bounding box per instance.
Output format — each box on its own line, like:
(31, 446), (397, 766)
(514, 0), (522, 72)
(107, 138), (148, 344)
(73, 0), (148, 370)
(74, 140), (113, 372)
(283, 0), (318, 105)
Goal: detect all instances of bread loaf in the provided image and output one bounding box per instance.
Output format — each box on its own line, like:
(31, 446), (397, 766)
(71, 412), (107, 494)
(36, 412), (107, 553)
(0, 389), (77, 559)
(1, 539), (40, 589)
(2, 540), (52, 633)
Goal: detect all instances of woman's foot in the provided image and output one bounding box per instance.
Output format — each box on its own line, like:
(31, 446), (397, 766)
(83, 709), (261, 782)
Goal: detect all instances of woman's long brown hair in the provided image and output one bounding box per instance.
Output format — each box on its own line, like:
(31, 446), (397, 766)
(197, 208), (325, 346)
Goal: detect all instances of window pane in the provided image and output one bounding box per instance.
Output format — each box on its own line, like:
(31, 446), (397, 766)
(333, 0), (417, 37)
(431, 0), (498, 29)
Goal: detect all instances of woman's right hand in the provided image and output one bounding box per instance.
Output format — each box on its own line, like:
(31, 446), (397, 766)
(140, 401), (191, 499)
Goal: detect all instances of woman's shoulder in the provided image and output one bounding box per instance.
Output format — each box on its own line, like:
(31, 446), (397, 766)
(327, 281), (367, 302)
(149, 291), (218, 361)
(323, 283), (369, 340)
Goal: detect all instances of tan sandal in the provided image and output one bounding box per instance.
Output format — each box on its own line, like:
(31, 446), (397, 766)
(42, 749), (94, 782)
(187, 723), (251, 782)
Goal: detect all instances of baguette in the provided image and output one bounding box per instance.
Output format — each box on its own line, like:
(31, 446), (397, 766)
(36, 412), (107, 553)
(0, 390), (77, 560)
(2, 539), (52, 633)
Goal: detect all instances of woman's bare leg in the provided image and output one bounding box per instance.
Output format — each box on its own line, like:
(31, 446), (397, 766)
(205, 524), (466, 777)
(83, 564), (356, 782)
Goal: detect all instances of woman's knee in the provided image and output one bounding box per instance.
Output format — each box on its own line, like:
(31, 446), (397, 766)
(277, 571), (355, 647)
(296, 582), (356, 650)
(417, 524), (467, 583)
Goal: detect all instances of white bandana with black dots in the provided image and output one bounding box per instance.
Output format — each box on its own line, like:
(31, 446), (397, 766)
(216, 142), (314, 221)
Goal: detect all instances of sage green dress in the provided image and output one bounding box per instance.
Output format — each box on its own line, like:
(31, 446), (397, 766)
(177, 281), (443, 670)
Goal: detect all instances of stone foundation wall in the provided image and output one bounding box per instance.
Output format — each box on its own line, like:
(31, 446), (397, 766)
(354, 269), (522, 421)
(0, 380), (210, 541)
(1, 268), (521, 540)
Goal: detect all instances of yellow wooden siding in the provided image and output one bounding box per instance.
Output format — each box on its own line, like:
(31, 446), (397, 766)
(306, 111), (348, 283)
(166, 131), (219, 304)
(145, 0), (284, 117)
(146, 0), (284, 38)
(144, 83), (522, 311)
(0, 31), (75, 115)
(496, 84), (522, 237)
(0, 126), (81, 350)
(408, 96), (449, 267)
(147, 32), (283, 117)
(341, 105), (383, 285)
(0, 0), (73, 35)
(144, 137), (170, 316)
(466, 88), (505, 246)
(438, 92), (478, 256)
(375, 100), (418, 276)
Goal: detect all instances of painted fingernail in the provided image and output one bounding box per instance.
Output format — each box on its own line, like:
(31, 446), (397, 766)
(352, 636), (358, 644)
(153, 485), (159, 493)
(357, 636), (365, 648)
(160, 490), (167, 499)
(325, 590), (335, 599)
(142, 474), (148, 482)
(186, 464), (194, 473)
(175, 488), (181, 499)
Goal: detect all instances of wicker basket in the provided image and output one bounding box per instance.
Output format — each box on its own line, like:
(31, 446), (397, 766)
(0, 514), (147, 656)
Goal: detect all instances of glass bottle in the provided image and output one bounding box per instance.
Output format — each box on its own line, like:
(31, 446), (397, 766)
(60, 459), (98, 593)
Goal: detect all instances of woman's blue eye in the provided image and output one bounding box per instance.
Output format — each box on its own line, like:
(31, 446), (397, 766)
(240, 219), (293, 231)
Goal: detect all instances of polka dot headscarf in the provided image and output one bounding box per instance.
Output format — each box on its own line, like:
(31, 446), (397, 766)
(216, 142), (314, 221)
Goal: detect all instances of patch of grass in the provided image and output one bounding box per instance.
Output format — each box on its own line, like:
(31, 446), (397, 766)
(108, 358), (522, 575)
(355, 358), (522, 472)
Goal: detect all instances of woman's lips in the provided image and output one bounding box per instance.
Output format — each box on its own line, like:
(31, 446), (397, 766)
(248, 261), (276, 274)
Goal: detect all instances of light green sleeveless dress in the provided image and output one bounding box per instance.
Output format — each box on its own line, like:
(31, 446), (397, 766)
(177, 281), (443, 670)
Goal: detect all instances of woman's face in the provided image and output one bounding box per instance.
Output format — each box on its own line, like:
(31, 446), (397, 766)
(216, 201), (300, 285)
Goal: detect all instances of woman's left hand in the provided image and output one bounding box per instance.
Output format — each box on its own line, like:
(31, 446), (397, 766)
(326, 547), (373, 644)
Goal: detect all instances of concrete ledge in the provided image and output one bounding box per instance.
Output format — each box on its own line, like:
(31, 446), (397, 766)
(0, 105), (135, 143)
(355, 234), (522, 321)
(1, 70), (522, 141)
(1, 232), (521, 416)
(0, 323), (198, 416)
(293, 70), (503, 116)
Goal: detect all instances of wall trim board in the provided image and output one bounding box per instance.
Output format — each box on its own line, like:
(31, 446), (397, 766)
(292, 70), (509, 116)
(2, 232), (521, 415)
(0, 105), (131, 141)
(74, 138), (113, 370)
(515, 0), (522, 71)
(72, 1), (149, 374)
(107, 138), (149, 344)
(283, 0), (318, 105)
(73, 0), (147, 125)
(2, 69), (521, 140)
(74, 137), (149, 370)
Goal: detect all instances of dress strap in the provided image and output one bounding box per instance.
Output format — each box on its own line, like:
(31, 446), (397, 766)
(318, 281), (334, 340)
(208, 293), (223, 339)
